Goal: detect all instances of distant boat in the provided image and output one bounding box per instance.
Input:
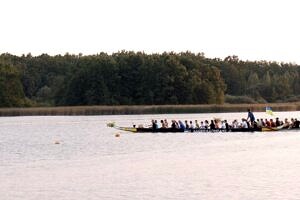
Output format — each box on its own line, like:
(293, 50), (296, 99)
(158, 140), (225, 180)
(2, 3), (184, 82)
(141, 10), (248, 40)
(266, 106), (274, 116)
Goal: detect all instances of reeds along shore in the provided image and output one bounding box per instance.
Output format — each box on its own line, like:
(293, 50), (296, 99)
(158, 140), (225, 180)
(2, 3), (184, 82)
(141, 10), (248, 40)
(1, 103), (300, 116)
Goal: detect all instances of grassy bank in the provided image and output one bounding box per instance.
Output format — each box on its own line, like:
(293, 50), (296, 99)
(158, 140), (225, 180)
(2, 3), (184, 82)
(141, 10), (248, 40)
(1, 103), (300, 116)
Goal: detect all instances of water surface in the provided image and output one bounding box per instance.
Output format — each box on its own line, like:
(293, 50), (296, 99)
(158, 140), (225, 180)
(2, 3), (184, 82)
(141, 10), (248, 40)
(1, 112), (300, 200)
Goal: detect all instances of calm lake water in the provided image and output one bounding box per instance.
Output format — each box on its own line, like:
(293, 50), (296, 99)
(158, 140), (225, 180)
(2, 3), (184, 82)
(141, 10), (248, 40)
(1, 111), (300, 200)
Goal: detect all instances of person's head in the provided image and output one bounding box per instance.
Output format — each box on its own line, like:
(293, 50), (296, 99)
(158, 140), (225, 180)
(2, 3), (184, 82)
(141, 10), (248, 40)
(247, 109), (251, 112)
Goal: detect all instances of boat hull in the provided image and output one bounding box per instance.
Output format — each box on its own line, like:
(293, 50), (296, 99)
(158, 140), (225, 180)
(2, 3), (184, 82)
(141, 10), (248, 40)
(116, 127), (262, 133)
(114, 126), (298, 133)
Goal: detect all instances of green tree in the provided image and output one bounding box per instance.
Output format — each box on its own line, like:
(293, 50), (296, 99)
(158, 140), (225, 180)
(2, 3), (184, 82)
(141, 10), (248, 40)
(0, 62), (26, 107)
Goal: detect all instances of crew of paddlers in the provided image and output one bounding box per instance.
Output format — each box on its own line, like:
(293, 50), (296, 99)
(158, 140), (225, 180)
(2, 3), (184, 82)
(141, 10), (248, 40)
(147, 109), (300, 131)
(149, 117), (299, 131)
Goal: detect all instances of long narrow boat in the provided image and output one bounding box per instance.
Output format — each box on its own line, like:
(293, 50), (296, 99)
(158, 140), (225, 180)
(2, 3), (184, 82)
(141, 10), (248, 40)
(107, 122), (298, 133)
(114, 126), (261, 133)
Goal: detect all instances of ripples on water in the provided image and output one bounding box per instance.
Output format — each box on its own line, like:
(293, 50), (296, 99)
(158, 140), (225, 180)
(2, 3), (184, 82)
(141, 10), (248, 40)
(1, 112), (300, 200)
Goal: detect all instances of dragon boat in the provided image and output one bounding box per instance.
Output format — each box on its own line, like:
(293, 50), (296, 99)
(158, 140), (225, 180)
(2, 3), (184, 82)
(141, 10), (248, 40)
(107, 122), (293, 133)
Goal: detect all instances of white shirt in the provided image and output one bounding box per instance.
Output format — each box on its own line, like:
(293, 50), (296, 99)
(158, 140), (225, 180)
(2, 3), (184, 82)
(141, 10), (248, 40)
(241, 121), (248, 128)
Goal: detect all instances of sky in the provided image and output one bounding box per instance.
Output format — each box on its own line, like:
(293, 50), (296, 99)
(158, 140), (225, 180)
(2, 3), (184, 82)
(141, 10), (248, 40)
(0, 0), (300, 63)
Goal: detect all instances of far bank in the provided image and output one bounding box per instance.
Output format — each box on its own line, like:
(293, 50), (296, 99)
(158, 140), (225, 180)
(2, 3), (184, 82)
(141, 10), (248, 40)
(1, 103), (300, 116)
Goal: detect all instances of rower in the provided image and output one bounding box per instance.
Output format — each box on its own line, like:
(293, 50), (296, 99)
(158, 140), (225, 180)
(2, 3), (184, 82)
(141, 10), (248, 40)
(209, 120), (215, 130)
(270, 119), (276, 127)
(152, 120), (159, 130)
(294, 118), (300, 128)
(178, 120), (185, 130)
(185, 120), (189, 130)
(241, 118), (248, 128)
(171, 120), (177, 129)
(189, 121), (194, 132)
(265, 119), (271, 127)
(275, 118), (281, 127)
(195, 120), (200, 129)
(164, 119), (169, 128)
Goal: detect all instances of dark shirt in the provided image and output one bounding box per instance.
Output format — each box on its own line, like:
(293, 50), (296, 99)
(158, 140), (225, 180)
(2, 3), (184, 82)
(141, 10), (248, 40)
(179, 121), (185, 130)
(271, 122), (276, 127)
(225, 122), (229, 131)
(171, 122), (176, 129)
(294, 120), (300, 128)
(152, 122), (157, 129)
(248, 112), (255, 122)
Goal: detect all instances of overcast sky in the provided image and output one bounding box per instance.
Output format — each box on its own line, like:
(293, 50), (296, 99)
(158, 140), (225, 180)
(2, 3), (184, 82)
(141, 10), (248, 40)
(1, 0), (299, 63)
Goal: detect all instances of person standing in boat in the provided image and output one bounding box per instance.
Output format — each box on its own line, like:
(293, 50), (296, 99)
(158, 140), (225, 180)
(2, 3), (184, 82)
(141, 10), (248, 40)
(247, 109), (255, 127)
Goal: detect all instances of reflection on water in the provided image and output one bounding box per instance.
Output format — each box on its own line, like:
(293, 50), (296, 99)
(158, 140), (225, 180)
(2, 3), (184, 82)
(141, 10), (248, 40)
(1, 112), (300, 200)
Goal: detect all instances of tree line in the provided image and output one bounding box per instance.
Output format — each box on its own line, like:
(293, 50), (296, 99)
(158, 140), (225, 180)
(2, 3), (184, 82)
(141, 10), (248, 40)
(0, 51), (299, 107)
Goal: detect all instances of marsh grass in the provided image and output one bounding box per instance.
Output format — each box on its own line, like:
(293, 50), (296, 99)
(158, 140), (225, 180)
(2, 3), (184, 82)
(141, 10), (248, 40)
(1, 102), (300, 116)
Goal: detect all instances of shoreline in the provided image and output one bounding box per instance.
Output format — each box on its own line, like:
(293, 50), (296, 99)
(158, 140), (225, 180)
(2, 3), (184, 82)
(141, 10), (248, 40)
(1, 103), (300, 116)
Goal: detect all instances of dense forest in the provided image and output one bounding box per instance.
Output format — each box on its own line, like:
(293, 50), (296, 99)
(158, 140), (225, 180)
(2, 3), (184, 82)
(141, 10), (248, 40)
(0, 51), (300, 107)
